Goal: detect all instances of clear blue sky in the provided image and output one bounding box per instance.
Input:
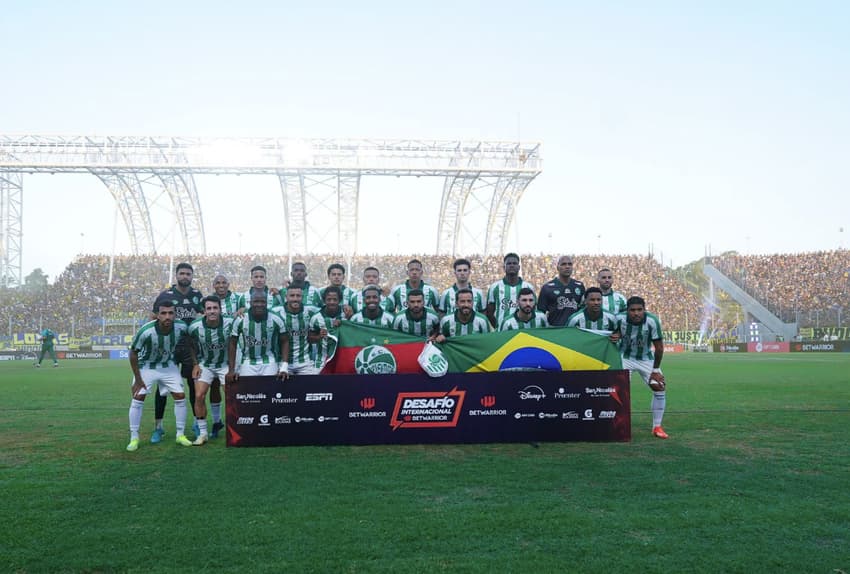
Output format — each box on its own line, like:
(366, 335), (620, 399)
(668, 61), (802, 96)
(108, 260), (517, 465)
(2, 0), (849, 280)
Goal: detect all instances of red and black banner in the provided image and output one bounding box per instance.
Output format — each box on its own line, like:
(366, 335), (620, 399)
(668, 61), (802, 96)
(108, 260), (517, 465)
(225, 370), (631, 447)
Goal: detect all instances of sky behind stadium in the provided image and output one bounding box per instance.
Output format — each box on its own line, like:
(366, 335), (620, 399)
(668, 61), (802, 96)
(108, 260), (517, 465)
(2, 1), (849, 282)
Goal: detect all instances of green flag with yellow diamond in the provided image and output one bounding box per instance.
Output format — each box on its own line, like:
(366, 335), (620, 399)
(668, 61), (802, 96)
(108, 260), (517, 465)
(438, 327), (622, 372)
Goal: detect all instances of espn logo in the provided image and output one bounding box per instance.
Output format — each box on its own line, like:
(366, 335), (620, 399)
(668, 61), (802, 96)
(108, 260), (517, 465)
(305, 393), (333, 401)
(360, 397), (376, 409)
(480, 395), (496, 408)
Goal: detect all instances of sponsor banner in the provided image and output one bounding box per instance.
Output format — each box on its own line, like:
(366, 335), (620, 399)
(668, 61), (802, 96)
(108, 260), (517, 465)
(109, 349), (131, 360)
(713, 343), (748, 353)
(790, 341), (850, 353)
(663, 344), (685, 353)
(746, 342), (790, 353)
(226, 370), (631, 447)
(0, 350), (35, 361)
(56, 350), (108, 360)
(91, 335), (133, 347)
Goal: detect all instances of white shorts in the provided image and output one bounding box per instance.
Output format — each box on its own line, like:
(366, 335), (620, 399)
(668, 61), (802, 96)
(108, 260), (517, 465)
(622, 357), (655, 386)
(197, 365), (229, 385)
(239, 363), (280, 377)
(133, 366), (185, 396)
(289, 362), (320, 375)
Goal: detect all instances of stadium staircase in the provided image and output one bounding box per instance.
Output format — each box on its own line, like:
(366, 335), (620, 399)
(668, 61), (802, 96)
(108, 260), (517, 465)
(703, 261), (797, 342)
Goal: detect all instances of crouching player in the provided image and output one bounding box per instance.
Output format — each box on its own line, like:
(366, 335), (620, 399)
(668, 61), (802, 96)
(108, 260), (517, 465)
(187, 295), (233, 445)
(618, 296), (669, 439)
(126, 298), (192, 451)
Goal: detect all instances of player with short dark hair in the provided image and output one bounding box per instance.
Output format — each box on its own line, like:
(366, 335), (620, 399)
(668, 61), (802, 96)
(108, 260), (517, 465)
(34, 327), (59, 368)
(486, 253), (535, 328)
(566, 287), (620, 342)
(320, 263), (355, 314)
(274, 281), (318, 375)
(226, 288), (290, 382)
(151, 262), (203, 444)
(236, 265), (276, 315)
(537, 255), (586, 326)
(435, 288), (491, 341)
(276, 262), (322, 311)
(309, 285), (346, 371)
(439, 258), (486, 315)
(349, 266), (393, 315)
(126, 298), (193, 451)
(618, 296), (669, 439)
(392, 288), (440, 337)
(350, 285), (394, 327)
(389, 259), (440, 313)
(597, 267), (627, 315)
(499, 287), (549, 331)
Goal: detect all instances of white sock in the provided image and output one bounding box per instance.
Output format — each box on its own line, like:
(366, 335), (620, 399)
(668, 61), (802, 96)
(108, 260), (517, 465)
(129, 399), (144, 440)
(210, 402), (222, 424)
(197, 419), (208, 436)
(652, 391), (666, 427)
(154, 418), (163, 431)
(174, 399), (187, 436)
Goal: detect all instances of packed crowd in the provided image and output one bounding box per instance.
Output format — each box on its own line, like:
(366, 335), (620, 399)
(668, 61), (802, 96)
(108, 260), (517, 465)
(3, 252), (703, 337)
(712, 250), (849, 326)
(9, 250), (846, 337)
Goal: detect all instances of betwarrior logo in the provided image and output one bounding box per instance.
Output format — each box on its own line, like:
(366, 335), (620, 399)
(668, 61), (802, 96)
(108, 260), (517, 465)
(390, 387), (466, 430)
(354, 345), (397, 374)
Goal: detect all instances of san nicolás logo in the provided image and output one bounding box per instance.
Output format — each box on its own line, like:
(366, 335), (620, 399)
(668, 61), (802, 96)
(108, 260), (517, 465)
(355, 345), (397, 374)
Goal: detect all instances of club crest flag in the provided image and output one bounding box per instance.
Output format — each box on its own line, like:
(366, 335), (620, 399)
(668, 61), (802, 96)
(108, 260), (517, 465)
(320, 322), (427, 375)
(439, 327), (622, 372)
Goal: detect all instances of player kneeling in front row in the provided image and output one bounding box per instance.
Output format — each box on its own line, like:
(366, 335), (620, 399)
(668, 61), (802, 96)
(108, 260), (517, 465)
(618, 296), (669, 439)
(126, 299), (193, 451)
(187, 295), (233, 445)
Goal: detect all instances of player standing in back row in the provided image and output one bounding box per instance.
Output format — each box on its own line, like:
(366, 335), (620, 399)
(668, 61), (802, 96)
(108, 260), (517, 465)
(537, 255), (585, 326)
(486, 253), (535, 329)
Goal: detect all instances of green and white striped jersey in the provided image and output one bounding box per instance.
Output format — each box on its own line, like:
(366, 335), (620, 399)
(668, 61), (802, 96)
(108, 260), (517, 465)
(389, 281), (440, 313)
(438, 285), (486, 314)
(309, 308), (346, 369)
(130, 320), (188, 369)
(218, 291), (242, 319)
(276, 281), (322, 311)
(487, 278), (536, 327)
(230, 310), (287, 365)
(566, 309), (619, 332)
(499, 311), (549, 332)
(276, 307), (315, 365)
(618, 311), (663, 361)
(349, 309), (395, 328)
(601, 291), (628, 315)
(348, 289), (394, 314)
(439, 311), (491, 337)
(237, 286), (276, 311)
(392, 309), (440, 338)
(319, 284), (355, 309)
(187, 316), (234, 368)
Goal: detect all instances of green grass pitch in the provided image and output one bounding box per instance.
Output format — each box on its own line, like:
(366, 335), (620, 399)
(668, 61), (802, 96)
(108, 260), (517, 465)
(1, 354), (848, 573)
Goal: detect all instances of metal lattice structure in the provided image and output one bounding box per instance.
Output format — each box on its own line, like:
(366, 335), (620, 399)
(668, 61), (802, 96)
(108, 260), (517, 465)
(0, 135), (542, 286)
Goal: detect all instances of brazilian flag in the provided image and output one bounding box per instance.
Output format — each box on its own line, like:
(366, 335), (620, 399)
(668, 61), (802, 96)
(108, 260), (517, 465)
(438, 327), (622, 372)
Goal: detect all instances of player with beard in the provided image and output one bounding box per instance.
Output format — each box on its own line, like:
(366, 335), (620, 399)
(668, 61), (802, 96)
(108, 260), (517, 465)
(309, 285), (346, 371)
(566, 287), (620, 343)
(597, 267), (628, 315)
(226, 288), (290, 382)
(187, 295), (233, 445)
(350, 285), (394, 327)
(618, 296), (668, 439)
(434, 288), (490, 342)
(320, 263), (355, 317)
(537, 255), (586, 327)
(150, 262), (203, 444)
(389, 259), (440, 314)
(126, 298), (192, 452)
(438, 258), (486, 315)
(499, 287), (549, 331)
(486, 253), (535, 329)
(274, 282), (317, 375)
(392, 289), (440, 337)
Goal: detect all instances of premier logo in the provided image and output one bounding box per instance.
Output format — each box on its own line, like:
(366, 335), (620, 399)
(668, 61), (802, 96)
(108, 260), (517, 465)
(554, 387), (581, 399)
(390, 387), (466, 430)
(272, 393), (297, 404)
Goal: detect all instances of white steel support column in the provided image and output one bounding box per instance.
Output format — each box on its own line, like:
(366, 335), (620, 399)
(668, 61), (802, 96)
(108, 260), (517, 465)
(91, 171), (156, 254)
(278, 172), (308, 255)
(436, 174), (478, 256)
(156, 172), (206, 255)
(485, 174), (534, 255)
(337, 173), (360, 256)
(0, 172), (23, 287)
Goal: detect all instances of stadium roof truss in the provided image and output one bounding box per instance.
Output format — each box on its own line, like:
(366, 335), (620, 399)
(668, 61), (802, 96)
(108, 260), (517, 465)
(0, 135), (542, 286)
